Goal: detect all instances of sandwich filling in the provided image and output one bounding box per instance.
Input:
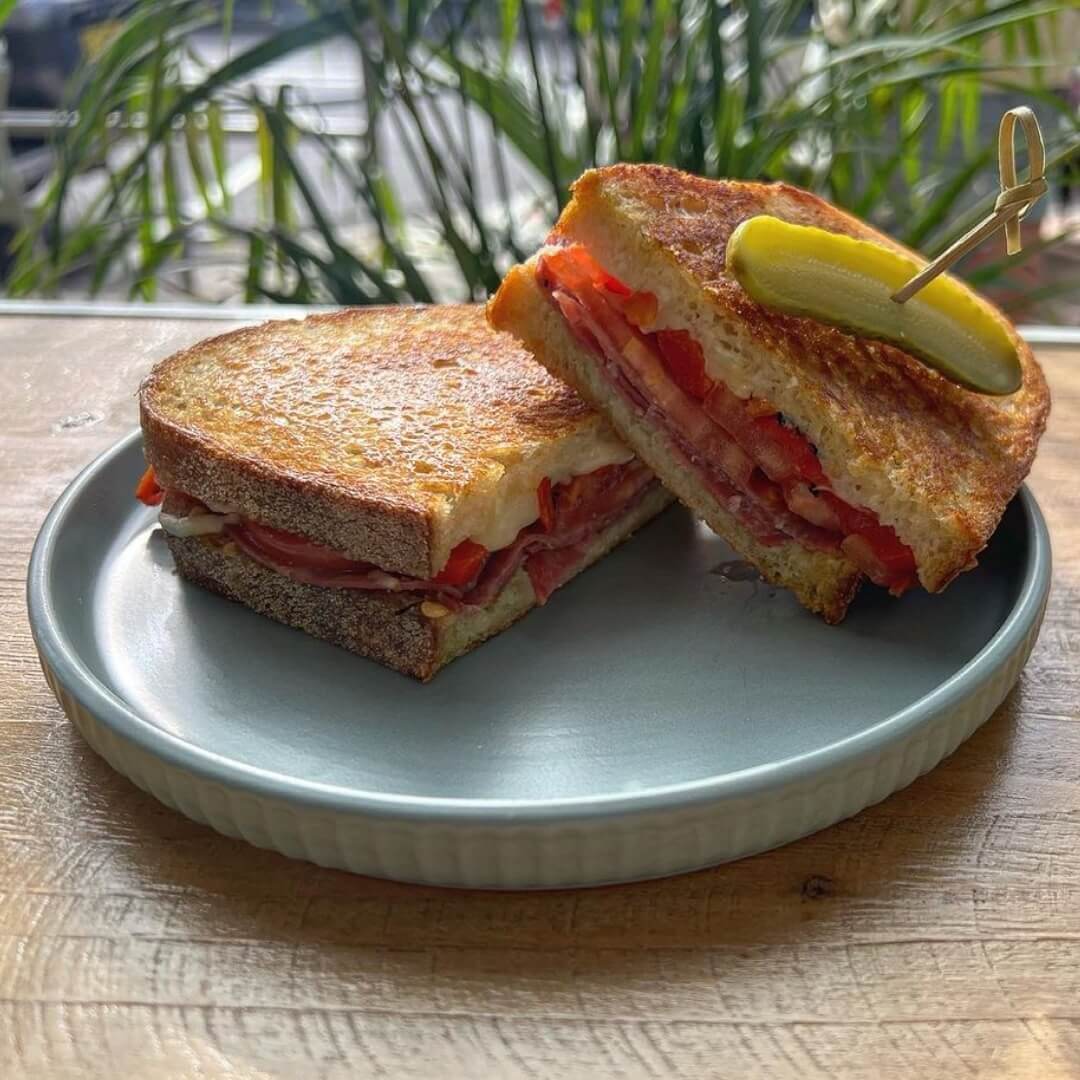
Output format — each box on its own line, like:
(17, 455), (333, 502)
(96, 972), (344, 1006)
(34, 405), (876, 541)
(535, 244), (917, 594)
(137, 460), (659, 611)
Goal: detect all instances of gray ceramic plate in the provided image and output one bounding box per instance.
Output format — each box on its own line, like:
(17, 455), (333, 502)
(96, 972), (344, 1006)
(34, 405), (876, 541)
(29, 431), (1051, 888)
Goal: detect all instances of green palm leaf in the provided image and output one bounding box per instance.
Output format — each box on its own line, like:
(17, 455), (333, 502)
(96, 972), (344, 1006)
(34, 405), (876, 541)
(6, 0), (1076, 319)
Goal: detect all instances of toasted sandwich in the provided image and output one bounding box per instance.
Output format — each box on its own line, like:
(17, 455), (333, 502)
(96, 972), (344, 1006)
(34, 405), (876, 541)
(489, 165), (1049, 622)
(137, 305), (671, 679)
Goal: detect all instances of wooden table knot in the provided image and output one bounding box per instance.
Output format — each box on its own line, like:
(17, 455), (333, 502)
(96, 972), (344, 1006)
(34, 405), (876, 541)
(800, 874), (835, 900)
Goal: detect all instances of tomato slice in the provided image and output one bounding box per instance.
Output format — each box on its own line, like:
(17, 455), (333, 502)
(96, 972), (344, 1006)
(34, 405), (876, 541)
(784, 482), (844, 532)
(841, 530), (917, 588)
(702, 383), (821, 485)
(817, 494), (914, 579)
(655, 329), (713, 401)
(547, 245), (658, 327)
(751, 415), (827, 485)
(597, 269), (632, 297)
(432, 539), (489, 587)
(815, 491), (880, 536)
(860, 525), (916, 575)
(240, 521), (369, 574)
(135, 465), (164, 506)
(538, 247), (597, 295)
(537, 477), (556, 532)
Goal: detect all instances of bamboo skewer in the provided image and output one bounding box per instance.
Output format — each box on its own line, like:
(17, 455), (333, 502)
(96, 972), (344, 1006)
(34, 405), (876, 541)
(891, 106), (1048, 305)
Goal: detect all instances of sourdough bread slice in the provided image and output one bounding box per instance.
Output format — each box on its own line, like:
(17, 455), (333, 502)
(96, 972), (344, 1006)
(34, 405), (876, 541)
(531, 166), (1049, 594)
(141, 305), (631, 579)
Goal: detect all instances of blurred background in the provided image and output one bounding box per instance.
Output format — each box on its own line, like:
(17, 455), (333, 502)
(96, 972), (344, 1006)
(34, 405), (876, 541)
(1, 0), (1078, 321)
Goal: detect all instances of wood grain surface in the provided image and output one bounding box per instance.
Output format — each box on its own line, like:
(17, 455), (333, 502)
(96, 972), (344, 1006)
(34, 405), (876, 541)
(2, 314), (1078, 1080)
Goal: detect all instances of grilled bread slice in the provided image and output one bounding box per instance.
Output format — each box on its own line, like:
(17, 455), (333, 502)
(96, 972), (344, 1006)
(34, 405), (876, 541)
(489, 165), (1049, 621)
(139, 304), (670, 679)
(141, 305), (632, 579)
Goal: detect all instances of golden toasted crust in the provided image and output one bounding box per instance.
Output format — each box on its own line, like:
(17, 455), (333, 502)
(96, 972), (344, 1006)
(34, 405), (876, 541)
(140, 305), (607, 578)
(515, 165), (1049, 594)
(489, 266), (862, 622)
(166, 481), (672, 680)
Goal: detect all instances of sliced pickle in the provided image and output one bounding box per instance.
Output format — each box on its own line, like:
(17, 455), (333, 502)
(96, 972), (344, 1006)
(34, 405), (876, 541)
(725, 215), (1022, 395)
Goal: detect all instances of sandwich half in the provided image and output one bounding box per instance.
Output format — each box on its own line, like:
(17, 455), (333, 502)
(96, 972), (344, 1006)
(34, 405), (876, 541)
(489, 165), (1049, 622)
(138, 305), (671, 679)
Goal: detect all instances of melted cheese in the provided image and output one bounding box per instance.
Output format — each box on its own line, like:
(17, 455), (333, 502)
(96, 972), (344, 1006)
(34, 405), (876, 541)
(158, 430), (634, 568)
(443, 427), (634, 555)
(159, 509), (238, 537)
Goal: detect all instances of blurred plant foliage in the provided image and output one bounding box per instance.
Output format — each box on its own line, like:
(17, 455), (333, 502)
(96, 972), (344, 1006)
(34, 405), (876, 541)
(7, 0), (1080, 309)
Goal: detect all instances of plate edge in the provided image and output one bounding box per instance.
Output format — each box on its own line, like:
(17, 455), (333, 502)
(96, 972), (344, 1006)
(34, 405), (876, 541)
(37, 596), (1044, 888)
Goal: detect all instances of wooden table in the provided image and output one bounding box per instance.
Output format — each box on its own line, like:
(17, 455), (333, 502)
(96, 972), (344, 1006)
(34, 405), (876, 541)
(2, 309), (1079, 1079)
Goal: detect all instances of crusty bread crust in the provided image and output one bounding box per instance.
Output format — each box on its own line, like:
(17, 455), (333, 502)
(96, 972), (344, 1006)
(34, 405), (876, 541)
(140, 305), (614, 578)
(537, 166), (1049, 593)
(489, 267), (862, 622)
(169, 533), (440, 678)
(166, 481), (672, 680)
